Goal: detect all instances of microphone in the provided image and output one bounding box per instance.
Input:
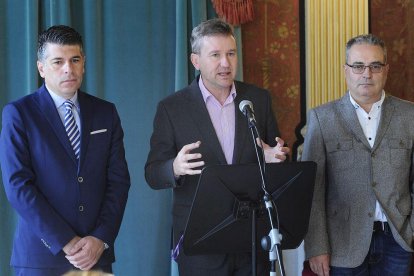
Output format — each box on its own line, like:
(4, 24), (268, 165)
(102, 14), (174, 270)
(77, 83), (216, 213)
(239, 100), (256, 126)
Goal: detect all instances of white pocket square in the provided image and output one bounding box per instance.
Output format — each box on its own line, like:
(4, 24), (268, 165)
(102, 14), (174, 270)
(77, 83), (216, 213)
(90, 129), (107, 135)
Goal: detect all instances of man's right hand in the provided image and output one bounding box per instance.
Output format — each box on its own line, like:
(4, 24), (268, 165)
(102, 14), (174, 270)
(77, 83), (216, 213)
(309, 254), (330, 276)
(173, 141), (204, 177)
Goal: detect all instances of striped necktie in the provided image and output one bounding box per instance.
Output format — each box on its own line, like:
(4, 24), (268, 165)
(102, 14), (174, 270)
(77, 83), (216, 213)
(64, 100), (81, 159)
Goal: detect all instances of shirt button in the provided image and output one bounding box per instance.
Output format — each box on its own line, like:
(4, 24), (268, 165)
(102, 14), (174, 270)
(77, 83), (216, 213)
(79, 205), (84, 212)
(78, 177), (83, 183)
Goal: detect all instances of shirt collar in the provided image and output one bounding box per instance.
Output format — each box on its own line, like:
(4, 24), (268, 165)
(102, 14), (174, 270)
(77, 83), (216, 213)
(349, 90), (385, 111)
(198, 75), (237, 104)
(46, 84), (79, 109)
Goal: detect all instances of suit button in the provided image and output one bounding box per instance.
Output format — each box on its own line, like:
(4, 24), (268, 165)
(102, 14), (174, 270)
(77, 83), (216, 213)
(368, 212), (373, 217)
(371, 153), (376, 158)
(78, 177), (83, 183)
(372, 182), (377, 187)
(79, 205), (84, 212)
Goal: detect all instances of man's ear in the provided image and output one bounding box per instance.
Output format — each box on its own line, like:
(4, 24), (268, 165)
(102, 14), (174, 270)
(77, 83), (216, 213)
(37, 60), (45, 78)
(190, 53), (200, 70)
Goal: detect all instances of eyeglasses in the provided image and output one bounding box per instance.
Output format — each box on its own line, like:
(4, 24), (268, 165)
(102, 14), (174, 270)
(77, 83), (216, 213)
(346, 63), (386, 74)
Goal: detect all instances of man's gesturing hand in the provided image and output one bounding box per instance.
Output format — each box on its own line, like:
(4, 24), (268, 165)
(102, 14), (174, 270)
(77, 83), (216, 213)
(173, 141), (205, 177)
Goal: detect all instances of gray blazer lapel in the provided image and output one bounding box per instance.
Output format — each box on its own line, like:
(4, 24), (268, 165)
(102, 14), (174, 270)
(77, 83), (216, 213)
(372, 96), (394, 151)
(187, 86), (227, 164)
(336, 93), (371, 149)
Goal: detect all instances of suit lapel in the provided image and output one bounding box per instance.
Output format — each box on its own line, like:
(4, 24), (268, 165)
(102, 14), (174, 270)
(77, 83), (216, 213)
(336, 93), (371, 149)
(33, 85), (78, 164)
(77, 92), (93, 170)
(186, 80), (227, 164)
(372, 96), (394, 151)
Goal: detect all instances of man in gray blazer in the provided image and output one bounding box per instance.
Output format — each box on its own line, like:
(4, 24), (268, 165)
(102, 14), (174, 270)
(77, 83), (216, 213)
(145, 18), (289, 276)
(302, 34), (414, 275)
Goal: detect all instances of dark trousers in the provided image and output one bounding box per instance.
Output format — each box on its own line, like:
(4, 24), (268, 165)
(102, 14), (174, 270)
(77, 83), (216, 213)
(330, 230), (412, 276)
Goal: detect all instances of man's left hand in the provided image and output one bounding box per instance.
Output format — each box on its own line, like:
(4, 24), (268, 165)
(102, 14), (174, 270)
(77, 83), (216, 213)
(256, 137), (290, 163)
(65, 236), (105, 271)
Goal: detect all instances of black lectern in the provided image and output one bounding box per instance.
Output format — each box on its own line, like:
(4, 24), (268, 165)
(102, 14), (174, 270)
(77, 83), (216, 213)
(183, 161), (316, 256)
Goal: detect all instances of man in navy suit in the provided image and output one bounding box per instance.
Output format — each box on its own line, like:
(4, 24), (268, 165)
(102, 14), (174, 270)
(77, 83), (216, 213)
(0, 25), (130, 275)
(145, 18), (290, 276)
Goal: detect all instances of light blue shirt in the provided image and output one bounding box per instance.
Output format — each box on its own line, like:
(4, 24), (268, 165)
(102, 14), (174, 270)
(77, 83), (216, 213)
(46, 85), (81, 134)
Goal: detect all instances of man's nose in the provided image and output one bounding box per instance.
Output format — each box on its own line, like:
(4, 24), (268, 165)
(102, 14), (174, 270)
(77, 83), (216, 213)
(220, 56), (230, 67)
(362, 66), (373, 77)
(63, 61), (73, 73)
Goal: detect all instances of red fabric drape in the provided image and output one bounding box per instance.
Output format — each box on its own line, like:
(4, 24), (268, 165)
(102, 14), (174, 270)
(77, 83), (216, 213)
(211, 0), (254, 25)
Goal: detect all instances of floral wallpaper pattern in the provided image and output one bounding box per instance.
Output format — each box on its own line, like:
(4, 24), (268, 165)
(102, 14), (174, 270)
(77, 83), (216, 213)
(242, 0), (300, 153)
(370, 0), (414, 101)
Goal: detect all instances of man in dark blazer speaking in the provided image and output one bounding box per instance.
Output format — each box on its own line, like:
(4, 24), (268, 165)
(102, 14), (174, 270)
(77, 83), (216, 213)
(302, 34), (414, 275)
(0, 25), (130, 275)
(145, 18), (290, 276)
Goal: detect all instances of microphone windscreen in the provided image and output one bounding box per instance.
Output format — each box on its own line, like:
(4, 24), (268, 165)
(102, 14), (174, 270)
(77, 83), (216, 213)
(239, 100), (254, 114)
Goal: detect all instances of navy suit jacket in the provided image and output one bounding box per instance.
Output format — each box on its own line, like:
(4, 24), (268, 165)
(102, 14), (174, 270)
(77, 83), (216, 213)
(145, 77), (279, 269)
(0, 84), (130, 268)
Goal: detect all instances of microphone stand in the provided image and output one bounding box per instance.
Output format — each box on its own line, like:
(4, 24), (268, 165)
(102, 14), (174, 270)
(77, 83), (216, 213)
(247, 120), (286, 276)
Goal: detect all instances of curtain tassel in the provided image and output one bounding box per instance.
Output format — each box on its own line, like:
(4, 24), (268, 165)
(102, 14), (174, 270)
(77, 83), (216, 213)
(211, 0), (255, 26)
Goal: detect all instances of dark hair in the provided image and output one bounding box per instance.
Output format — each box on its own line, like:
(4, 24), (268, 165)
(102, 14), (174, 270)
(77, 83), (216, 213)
(37, 25), (84, 61)
(190, 18), (234, 54)
(345, 34), (387, 63)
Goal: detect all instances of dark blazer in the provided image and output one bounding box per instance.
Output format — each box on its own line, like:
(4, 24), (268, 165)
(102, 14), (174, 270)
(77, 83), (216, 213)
(145, 77), (279, 269)
(0, 84), (130, 268)
(302, 92), (414, 268)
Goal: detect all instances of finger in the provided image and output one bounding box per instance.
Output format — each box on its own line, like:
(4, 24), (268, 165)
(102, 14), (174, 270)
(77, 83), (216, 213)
(180, 141), (201, 154)
(310, 261), (321, 275)
(274, 154), (286, 161)
(275, 137), (284, 145)
(322, 263), (330, 276)
(186, 160), (204, 168)
(69, 239), (87, 255)
(281, 146), (290, 154)
(185, 169), (202, 175)
(72, 255), (91, 269)
(66, 252), (85, 263)
(309, 262), (317, 274)
(185, 153), (202, 162)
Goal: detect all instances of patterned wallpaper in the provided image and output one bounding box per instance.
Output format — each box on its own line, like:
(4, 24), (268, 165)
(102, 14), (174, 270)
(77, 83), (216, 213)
(370, 0), (414, 101)
(241, 0), (300, 154)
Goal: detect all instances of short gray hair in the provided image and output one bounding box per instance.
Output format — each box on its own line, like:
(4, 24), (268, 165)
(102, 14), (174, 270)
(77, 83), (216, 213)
(345, 34), (387, 63)
(190, 18), (235, 54)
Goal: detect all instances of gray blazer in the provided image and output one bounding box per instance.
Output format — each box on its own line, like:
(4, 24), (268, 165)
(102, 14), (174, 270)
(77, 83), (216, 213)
(301, 92), (414, 268)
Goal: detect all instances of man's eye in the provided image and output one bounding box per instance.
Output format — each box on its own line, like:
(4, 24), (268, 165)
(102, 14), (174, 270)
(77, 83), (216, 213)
(353, 65), (364, 70)
(371, 64), (381, 69)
